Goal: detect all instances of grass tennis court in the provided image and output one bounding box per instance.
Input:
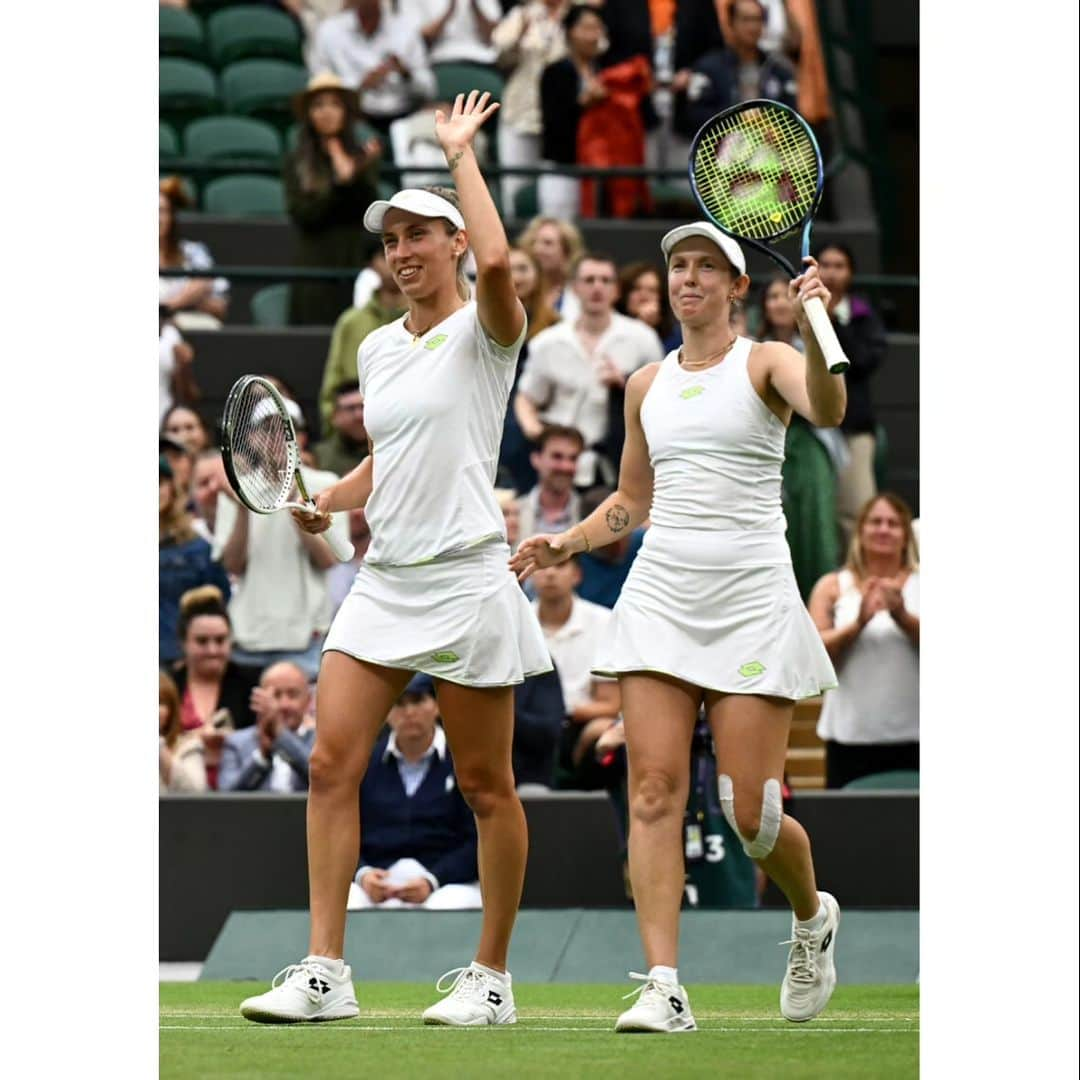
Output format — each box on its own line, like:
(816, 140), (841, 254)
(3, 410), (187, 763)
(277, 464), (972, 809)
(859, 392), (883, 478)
(161, 981), (918, 1078)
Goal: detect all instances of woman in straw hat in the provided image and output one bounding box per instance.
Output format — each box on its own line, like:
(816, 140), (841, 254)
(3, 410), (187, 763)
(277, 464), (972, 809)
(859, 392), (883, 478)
(284, 72), (383, 325)
(240, 90), (550, 1028)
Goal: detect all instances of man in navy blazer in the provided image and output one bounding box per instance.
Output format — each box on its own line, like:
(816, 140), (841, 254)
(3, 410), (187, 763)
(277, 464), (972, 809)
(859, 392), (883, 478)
(218, 662), (315, 792)
(347, 674), (480, 910)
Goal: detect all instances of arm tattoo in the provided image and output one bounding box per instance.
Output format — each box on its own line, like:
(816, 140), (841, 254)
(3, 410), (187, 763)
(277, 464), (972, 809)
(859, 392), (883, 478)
(447, 150), (464, 173)
(605, 505), (630, 534)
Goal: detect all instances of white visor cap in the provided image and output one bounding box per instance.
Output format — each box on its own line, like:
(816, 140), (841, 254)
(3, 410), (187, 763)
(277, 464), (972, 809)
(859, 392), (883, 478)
(661, 222), (746, 276)
(363, 188), (466, 234)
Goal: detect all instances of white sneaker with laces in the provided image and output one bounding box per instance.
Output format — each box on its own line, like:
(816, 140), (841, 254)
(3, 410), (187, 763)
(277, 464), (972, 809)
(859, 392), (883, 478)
(780, 891), (841, 1022)
(239, 957), (359, 1024)
(615, 972), (697, 1033)
(422, 963), (516, 1026)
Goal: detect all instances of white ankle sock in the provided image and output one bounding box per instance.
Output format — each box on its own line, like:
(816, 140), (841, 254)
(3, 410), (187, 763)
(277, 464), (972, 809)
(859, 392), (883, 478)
(649, 965), (679, 986)
(473, 961), (510, 985)
(307, 955), (344, 976)
(795, 902), (827, 932)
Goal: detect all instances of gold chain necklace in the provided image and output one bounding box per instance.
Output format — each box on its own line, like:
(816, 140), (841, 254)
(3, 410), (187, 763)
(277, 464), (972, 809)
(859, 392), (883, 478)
(678, 336), (738, 370)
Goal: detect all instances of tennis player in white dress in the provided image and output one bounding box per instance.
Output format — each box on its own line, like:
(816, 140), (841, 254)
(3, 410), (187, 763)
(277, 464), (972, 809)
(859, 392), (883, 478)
(512, 222), (848, 1032)
(240, 91), (550, 1028)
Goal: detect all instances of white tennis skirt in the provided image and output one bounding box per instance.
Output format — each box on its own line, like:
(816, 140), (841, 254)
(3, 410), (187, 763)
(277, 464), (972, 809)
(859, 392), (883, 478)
(323, 541), (552, 688)
(592, 525), (837, 700)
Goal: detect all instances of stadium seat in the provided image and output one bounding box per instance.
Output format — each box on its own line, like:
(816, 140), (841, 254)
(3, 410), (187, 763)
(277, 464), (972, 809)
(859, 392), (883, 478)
(207, 5), (303, 67)
(159, 5), (207, 61)
(203, 174), (286, 217)
(159, 121), (180, 159)
(843, 770), (919, 791)
(434, 63), (505, 109)
(874, 422), (890, 492)
(514, 182), (539, 219)
(184, 115), (283, 164)
(221, 59), (308, 130)
(250, 283), (292, 327)
(160, 58), (221, 130)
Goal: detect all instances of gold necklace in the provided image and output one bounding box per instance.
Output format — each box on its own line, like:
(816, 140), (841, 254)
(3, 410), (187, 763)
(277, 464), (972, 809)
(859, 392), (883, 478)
(678, 336), (738, 370)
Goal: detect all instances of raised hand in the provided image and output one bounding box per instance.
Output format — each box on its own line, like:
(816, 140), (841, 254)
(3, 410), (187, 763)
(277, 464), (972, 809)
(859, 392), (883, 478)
(790, 256), (832, 325)
(435, 90), (500, 154)
(508, 532), (574, 582)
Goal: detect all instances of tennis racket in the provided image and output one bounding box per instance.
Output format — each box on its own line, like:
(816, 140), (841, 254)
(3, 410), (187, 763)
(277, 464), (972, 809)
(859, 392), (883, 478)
(221, 375), (355, 562)
(688, 98), (849, 374)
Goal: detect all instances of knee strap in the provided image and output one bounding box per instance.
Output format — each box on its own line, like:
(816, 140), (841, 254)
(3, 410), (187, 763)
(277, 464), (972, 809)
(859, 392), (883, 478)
(717, 774), (783, 860)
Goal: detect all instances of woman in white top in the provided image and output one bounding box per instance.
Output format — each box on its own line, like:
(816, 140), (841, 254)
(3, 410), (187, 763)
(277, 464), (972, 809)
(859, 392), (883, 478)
(239, 92), (550, 1029)
(809, 493), (920, 788)
(512, 222), (847, 1032)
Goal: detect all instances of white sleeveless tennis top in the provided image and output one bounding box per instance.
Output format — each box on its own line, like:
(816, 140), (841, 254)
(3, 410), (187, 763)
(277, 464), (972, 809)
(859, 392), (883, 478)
(358, 301), (526, 567)
(640, 336), (790, 564)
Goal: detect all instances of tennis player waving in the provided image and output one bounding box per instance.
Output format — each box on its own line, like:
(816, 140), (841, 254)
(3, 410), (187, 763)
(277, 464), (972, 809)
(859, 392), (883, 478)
(240, 91), (550, 1027)
(512, 223), (847, 1031)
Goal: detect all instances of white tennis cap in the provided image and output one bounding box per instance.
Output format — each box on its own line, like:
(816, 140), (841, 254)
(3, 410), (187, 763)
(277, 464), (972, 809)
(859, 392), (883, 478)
(660, 222), (746, 275)
(363, 188), (466, 234)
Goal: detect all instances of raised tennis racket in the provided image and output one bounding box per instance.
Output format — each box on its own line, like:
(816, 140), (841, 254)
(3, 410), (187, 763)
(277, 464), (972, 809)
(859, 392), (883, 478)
(221, 375), (355, 562)
(688, 99), (849, 373)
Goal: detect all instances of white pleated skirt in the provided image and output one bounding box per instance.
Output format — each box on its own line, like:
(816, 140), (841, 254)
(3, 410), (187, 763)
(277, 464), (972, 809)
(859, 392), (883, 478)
(323, 541), (552, 687)
(592, 525), (837, 700)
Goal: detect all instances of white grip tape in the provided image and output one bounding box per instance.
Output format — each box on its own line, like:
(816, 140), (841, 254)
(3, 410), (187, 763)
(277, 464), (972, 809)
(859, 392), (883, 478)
(307, 502), (355, 562)
(802, 296), (849, 374)
(717, 774), (784, 860)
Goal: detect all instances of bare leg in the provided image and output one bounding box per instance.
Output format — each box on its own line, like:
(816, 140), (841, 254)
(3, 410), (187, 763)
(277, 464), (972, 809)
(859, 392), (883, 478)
(620, 674), (700, 969)
(705, 693), (820, 920)
(437, 681), (524, 973)
(307, 653), (411, 957)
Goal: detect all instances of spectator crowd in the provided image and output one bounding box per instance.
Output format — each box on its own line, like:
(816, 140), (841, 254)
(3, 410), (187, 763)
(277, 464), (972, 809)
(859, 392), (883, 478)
(160, 1), (916, 908)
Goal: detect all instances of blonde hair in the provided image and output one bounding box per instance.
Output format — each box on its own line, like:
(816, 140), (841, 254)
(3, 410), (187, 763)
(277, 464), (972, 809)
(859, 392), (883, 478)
(845, 492), (920, 580)
(160, 474), (198, 546)
(420, 185), (471, 301)
(517, 216), (585, 274)
(509, 246), (559, 340)
(159, 671), (183, 749)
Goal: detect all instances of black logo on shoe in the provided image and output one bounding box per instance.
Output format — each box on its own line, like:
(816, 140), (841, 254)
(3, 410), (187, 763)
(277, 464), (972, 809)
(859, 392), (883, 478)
(309, 977), (331, 994)
(487, 990), (503, 1007)
(821, 930), (833, 954)
(668, 996), (684, 1014)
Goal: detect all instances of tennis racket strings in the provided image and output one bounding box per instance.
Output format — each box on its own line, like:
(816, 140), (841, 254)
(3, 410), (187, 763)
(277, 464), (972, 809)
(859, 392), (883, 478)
(226, 378), (298, 513)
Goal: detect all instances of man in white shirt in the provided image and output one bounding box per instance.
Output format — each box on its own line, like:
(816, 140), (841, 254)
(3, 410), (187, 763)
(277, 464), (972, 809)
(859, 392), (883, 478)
(214, 463), (350, 679)
(516, 423), (584, 542)
(310, 0), (438, 131)
(416, 0), (502, 66)
(532, 558), (623, 790)
(514, 252), (664, 485)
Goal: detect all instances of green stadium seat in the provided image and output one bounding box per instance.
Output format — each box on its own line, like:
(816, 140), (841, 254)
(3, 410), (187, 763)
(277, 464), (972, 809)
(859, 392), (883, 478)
(159, 6), (207, 61)
(159, 58), (220, 130)
(221, 59), (308, 130)
(434, 63), (505, 109)
(513, 182), (539, 219)
(843, 770), (919, 791)
(250, 283), (292, 327)
(207, 5), (302, 66)
(203, 174), (286, 217)
(184, 115), (283, 164)
(159, 121), (181, 158)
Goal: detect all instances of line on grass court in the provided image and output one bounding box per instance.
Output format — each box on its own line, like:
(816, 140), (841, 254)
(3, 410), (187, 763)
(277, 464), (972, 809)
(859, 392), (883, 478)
(161, 1024), (917, 1034)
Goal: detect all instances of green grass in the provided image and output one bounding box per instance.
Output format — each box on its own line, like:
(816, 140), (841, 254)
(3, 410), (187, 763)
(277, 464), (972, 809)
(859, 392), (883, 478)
(161, 982), (918, 1079)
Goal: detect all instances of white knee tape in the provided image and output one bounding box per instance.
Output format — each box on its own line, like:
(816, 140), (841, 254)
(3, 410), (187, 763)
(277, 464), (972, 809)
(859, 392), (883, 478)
(717, 775), (783, 860)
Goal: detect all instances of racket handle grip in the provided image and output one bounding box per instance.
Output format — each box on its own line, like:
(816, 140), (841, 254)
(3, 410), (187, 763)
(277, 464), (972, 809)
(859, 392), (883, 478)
(802, 296), (850, 374)
(322, 527), (355, 562)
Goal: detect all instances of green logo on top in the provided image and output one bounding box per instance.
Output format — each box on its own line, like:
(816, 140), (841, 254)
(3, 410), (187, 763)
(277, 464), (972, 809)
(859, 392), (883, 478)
(680, 385), (706, 400)
(424, 334), (448, 350)
(738, 661), (766, 678)
(431, 650), (460, 664)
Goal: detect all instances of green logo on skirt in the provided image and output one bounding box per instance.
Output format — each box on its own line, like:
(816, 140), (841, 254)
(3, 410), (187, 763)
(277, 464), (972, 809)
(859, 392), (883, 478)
(738, 661), (766, 678)
(431, 650), (460, 664)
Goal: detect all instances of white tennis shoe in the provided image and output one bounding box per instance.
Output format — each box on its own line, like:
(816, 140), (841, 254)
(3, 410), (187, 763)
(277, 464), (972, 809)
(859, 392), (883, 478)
(239, 957), (359, 1024)
(780, 891), (841, 1022)
(615, 972), (697, 1033)
(422, 963), (516, 1026)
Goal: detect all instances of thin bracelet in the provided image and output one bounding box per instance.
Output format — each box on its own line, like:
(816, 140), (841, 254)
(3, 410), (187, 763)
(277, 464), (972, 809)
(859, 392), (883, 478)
(575, 525), (592, 554)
